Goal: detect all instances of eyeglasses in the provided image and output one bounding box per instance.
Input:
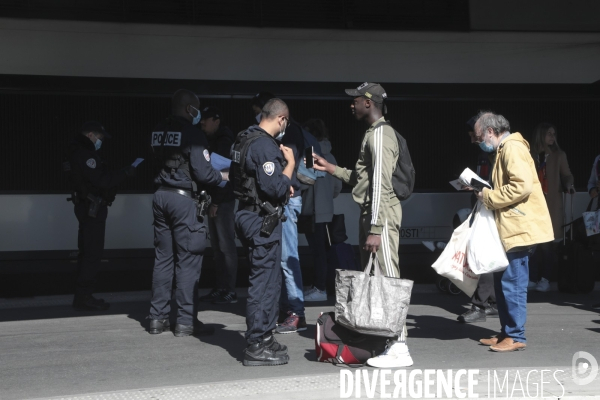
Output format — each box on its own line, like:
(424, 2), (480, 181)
(281, 116), (290, 127)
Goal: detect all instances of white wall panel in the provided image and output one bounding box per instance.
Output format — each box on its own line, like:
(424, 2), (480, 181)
(0, 192), (592, 252)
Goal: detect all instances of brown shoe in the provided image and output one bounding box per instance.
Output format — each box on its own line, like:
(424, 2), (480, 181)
(479, 336), (503, 346)
(490, 338), (526, 352)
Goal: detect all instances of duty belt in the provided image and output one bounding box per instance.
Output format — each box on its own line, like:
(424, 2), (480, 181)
(158, 186), (193, 199)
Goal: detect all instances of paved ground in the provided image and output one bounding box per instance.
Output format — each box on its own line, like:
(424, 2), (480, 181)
(1, 285), (599, 399)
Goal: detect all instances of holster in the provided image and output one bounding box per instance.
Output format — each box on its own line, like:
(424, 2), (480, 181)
(259, 201), (285, 236)
(86, 193), (106, 218)
(195, 190), (212, 222)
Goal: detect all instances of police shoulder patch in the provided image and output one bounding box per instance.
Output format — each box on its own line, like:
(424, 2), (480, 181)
(263, 162), (275, 176)
(86, 158), (96, 169)
(203, 149), (211, 161)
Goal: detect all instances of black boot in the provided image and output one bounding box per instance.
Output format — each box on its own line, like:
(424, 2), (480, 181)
(262, 335), (288, 356)
(243, 341), (289, 366)
(457, 306), (486, 323)
(174, 322), (215, 337)
(72, 295), (110, 311)
(148, 318), (170, 334)
(485, 303), (499, 318)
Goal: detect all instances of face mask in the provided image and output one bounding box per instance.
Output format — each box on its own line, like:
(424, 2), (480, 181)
(478, 140), (494, 153)
(94, 137), (102, 151)
(276, 119), (287, 140)
(255, 113), (262, 123)
(189, 106), (201, 125)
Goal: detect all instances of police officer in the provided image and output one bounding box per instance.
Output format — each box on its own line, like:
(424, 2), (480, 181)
(231, 98), (295, 366)
(148, 89), (226, 337)
(198, 106), (239, 305)
(66, 121), (136, 311)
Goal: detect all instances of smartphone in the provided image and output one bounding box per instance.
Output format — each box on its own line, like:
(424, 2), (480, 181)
(470, 178), (490, 192)
(305, 146), (314, 168)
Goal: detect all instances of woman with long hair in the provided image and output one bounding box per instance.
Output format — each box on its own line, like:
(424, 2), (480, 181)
(529, 123), (574, 291)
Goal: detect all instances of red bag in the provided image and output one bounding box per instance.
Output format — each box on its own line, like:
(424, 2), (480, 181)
(315, 312), (388, 366)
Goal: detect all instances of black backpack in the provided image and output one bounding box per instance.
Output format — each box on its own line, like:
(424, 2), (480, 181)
(374, 121), (416, 201)
(315, 312), (388, 366)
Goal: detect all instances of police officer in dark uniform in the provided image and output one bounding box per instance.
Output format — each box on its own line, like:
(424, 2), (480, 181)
(148, 89), (226, 337)
(231, 98), (295, 366)
(66, 121), (136, 311)
(197, 106), (240, 304)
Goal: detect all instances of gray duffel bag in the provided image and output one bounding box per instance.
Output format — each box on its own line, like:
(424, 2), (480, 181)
(335, 254), (413, 338)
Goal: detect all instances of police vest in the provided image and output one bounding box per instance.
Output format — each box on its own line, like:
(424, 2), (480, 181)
(151, 117), (196, 191)
(230, 129), (280, 205)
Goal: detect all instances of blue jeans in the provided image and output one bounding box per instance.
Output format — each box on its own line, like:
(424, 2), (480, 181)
(279, 196), (304, 317)
(493, 250), (530, 343)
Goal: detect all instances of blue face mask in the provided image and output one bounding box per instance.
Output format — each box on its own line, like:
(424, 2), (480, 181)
(94, 137), (102, 151)
(479, 141), (494, 153)
(189, 106), (201, 125)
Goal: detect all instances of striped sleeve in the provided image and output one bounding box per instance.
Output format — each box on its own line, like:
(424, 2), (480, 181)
(368, 125), (398, 234)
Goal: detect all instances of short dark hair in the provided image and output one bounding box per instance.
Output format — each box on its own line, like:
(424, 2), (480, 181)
(371, 100), (384, 112)
(303, 118), (329, 141)
(261, 98), (288, 120)
(172, 89), (198, 113)
(476, 111), (511, 136)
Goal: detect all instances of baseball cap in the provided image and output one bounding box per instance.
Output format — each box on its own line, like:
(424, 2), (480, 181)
(81, 121), (111, 139)
(251, 91), (275, 108)
(201, 106), (221, 120)
(345, 82), (387, 103)
(466, 116), (477, 131)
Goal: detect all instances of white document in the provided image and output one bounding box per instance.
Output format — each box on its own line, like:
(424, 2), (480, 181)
(449, 168), (491, 191)
(449, 179), (466, 191)
(131, 158), (144, 167)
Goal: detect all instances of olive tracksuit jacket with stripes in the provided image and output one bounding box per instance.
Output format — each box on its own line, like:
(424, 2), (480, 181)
(332, 116), (402, 279)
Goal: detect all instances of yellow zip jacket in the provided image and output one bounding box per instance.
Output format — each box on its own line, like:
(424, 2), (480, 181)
(332, 116), (400, 235)
(482, 132), (554, 252)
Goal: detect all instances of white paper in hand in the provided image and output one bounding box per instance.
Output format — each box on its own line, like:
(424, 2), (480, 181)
(458, 168), (491, 190)
(132, 158), (144, 167)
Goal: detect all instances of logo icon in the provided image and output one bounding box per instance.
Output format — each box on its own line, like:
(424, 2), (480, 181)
(263, 162), (275, 176)
(572, 351), (598, 385)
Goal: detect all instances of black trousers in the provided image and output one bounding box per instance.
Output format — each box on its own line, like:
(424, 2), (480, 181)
(529, 241), (557, 282)
(235, 209), (282, 345)
(149, 190), (208, 326)
(74, 202), (108, 297)
(207, 199), (238, 292)
(305, 222), (328, 292)
(471, 272), (496, 309)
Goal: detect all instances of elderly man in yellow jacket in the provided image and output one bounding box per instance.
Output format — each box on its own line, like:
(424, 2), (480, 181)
(473, 111), (553, 352)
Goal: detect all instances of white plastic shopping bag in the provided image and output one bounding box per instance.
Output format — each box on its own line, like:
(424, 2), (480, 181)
(431, 213), (479, 297)
(467, 201), (509, 274)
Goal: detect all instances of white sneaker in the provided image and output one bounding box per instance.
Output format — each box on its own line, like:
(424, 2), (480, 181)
(366, 341), (413, 368)
(534, 278), (550, 292)
(527, 280), (537, 290)
(304, 287), (327, 302)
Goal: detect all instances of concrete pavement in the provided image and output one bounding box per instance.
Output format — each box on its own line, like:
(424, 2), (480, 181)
(1, 285), (599, 399)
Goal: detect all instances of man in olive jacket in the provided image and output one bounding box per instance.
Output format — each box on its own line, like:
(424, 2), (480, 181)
(474, 112), (553, 352)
